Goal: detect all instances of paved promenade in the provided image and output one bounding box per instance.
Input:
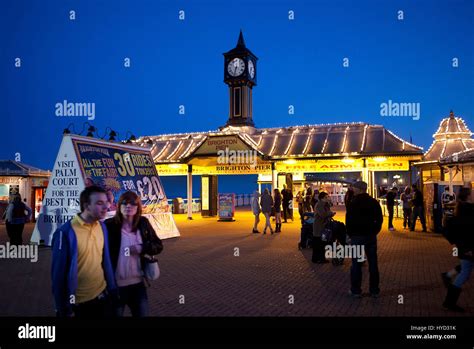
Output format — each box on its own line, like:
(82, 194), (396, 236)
(0, 207), (471, 317)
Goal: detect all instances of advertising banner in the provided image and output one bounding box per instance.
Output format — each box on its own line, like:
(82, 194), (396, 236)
(31, 135), (179, 245)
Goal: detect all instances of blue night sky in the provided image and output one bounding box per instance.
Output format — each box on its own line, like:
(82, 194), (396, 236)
(1, 0), (473, 196)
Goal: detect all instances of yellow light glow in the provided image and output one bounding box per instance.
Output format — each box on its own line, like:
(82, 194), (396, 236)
(373, 157), (387, 162)
(169, 164), (183, 169)
(342, 157), (355, 164)
(283, 159), (297, 165)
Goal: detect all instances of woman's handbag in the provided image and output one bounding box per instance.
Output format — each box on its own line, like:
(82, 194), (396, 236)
(143, 256), (160, 281)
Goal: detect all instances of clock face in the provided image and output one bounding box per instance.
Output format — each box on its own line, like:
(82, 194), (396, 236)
(227, 58), (245, 77)
(248, 60), (255, 79)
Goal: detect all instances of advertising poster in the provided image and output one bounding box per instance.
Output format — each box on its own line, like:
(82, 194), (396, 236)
(218, 193), (235, 221)
(31, 135), (179, 245)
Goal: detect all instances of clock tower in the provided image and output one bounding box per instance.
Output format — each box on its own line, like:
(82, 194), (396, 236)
(223, 30), (258, 127)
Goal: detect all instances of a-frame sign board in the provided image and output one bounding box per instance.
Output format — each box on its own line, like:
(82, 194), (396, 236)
(31, 134), (180, 245)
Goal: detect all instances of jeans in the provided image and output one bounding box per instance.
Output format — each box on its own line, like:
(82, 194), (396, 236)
(410, 206), (426, 231)
(350, 235), (380, 295)
(73, 290), (113, 318)
(453, 259), (473, 288)
(402, 208), (412, 228)
(387, 205), (394, 229)
(116, 282), (149, 317)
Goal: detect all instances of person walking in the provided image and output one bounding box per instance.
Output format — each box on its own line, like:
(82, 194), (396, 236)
(346, 181), (383, 298)
(105, 191), (163, 317)
(5, 194), (32, 245)
(304, 187), (313, 213)
(410, 184), (427, 232)
(400, 186), (412, 230)
(260, 188), (274, 234)
(273, 188), (282, 233)
(312, 192), (335, 264)
(281, 185), (293, 223)
(441, 186), (474, 312)
(251, 190), (261, 234)
(51, 186), (117, 317)
(296, 189), (305, 223)
(311, 189), (319, 210)
(386, 187), (398, 231)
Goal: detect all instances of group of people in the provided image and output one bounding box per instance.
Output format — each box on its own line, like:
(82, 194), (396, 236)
(251, 185), (293, 235)
(384, 184), (427, 232)
(296, 187), (320, 221)
(5, 180), (472, 315)
(51, 186), (163, 318)
(311, 181), (383, 297)
(312, 179), (473, 309)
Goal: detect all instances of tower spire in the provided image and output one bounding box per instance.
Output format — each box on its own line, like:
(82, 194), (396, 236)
(236, 29), (246, 48)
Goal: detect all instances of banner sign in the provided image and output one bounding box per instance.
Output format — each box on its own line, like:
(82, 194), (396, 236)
(72, 139), (169, 215)
(31, 135), (179, 245)
(193, 136), (251, 155)
(156, 163), (272, 176)
(155, 158), (410, 176)
(367, 160), (409, 171)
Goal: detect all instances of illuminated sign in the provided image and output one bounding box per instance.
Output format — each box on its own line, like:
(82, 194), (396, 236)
(202, 176), (209, 210)
(367, 159), (409, 171)
(193, 136), (252, 155)
(156, 163), (272, 176)
(156, 158), (410, 175)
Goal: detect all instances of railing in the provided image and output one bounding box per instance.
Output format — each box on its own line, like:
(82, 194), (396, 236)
(166, 198), (201, 213)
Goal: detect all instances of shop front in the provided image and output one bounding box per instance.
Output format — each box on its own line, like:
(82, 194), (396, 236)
(414, 111), (474, 232)
(0, 160), (50, 222)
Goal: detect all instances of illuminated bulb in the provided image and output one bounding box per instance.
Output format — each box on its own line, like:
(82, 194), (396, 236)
(342, 157), (355, 163)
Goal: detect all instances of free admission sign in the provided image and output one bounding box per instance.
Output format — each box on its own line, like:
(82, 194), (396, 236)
(31, 134), (179, 245)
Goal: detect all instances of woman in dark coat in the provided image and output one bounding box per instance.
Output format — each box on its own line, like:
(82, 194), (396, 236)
(105, 191), (163, 317)
(273, 188), (282, 233)
(312, 192), (335, 263)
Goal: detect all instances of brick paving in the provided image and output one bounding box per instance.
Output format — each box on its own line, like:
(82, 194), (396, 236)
(0, 207), (472, 317)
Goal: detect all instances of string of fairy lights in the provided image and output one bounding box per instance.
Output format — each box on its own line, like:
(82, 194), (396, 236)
(68, 111), (469, 165)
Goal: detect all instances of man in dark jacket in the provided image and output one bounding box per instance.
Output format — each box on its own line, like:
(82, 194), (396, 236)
(281, 185), (293, 222)
(386, 187), (398, 231)
(346, 181), (383, 298)
(410, 184), (427, 232)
